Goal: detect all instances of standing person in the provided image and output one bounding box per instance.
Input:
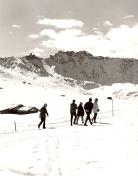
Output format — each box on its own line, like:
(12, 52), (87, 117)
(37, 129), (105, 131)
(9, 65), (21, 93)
(84, 98), (93, 126)
(92, 98), (99, 123)
(70, 100), (77, 126)
(38, 103), (49, 129)
(76, 102), (84, 124)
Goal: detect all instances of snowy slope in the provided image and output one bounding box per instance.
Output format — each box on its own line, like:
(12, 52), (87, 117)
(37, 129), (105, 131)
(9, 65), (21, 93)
(0, 69), (138, 178)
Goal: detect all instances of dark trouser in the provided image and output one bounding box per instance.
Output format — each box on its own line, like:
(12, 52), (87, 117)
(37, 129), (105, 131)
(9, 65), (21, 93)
(92, 113), (97, 123)
(75, 116), (84, 124)
(38, 116), (46, 128)
(84, 112), (92, 125)
(71, 112), (77, 126)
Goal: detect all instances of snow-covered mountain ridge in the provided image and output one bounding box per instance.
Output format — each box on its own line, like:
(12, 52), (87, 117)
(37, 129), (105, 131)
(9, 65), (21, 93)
(0, 54), (48, 76)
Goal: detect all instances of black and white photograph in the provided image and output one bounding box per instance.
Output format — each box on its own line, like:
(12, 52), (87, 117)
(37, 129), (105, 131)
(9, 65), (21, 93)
(0, 0), (138, 178)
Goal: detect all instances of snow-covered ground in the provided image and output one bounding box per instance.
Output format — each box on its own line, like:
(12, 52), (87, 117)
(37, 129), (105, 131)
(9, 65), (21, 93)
(0, 70), (138, 179)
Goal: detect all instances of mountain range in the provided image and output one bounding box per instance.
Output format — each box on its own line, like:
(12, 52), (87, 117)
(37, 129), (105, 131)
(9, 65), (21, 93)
(0, 51), (138, 89)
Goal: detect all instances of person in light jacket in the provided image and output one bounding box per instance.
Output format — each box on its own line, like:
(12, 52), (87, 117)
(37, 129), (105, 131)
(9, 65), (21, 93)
(92, 98), (99, 123)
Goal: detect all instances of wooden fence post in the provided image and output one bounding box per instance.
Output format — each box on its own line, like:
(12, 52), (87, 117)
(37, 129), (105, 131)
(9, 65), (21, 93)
(14, 121), (16, 132)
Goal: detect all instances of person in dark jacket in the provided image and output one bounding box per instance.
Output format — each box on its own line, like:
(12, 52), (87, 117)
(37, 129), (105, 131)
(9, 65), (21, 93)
(75, 102), (84, 124)
(84, 98), (93, 126)
(70, 100), (77, 126)
(38, 103), (49, 129)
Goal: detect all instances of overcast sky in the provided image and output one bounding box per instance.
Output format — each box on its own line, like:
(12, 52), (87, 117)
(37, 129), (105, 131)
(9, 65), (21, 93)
(0, 0), (138, 58)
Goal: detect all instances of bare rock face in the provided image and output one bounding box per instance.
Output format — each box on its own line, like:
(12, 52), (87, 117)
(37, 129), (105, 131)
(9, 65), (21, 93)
(45, 51), (138, 85)
(0, 104), (39, 115)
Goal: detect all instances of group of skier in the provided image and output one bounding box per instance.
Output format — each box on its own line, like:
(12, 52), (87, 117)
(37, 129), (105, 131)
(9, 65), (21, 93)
(38, 97), (99, 129)
(70, 98), (99, 126)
